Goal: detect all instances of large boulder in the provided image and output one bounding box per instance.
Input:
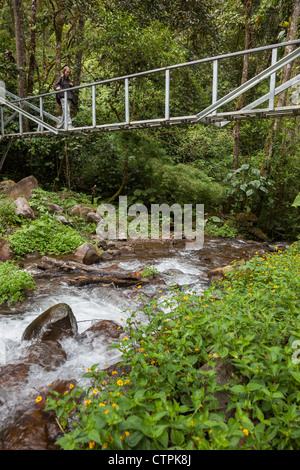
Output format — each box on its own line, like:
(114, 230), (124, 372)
(14, 197), (35, 219)
(22, 303), (78, 342)
(0, 180), (16, 195)
(24, 340), (67, 371)
(8, 175), (38, 200)
(73, 242), (101, 265)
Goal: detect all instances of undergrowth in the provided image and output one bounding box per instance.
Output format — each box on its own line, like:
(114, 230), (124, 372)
(0, 261), (36, 306)
(43, 241), (300, 450)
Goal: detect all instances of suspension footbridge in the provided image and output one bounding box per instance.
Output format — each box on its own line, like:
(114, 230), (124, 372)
(0, 40), (299, 142)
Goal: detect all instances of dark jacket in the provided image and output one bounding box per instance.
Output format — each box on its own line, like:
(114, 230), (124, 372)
(54, 76), (77, 106)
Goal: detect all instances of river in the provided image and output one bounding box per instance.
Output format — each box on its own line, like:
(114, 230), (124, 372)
(0, 236), (279, 449)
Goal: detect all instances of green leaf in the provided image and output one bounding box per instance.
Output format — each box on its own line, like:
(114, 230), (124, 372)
(290, 371), (300, 383)
(292, 192), (300, 208)
(230, 385), (246, 394)
(87, 429), (102, 445)
(170, 428), (185, 446)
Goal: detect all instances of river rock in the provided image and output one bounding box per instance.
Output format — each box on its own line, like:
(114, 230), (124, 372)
(24, 340), (67, 371)
(0, 363), (30, 388)
(0, 180), (15, 195)
(86, 211), (102, 223)
(22, 303), (78, 342)
(208, 265), (234, 278)
(36, 379), (78, 411)
(43, 202), (64, 214)
(8, 175), (38, 200)
(199, 359), (234, 416)
(54, 214), (70, 224)
(70, 204), (95, 218)
(73, 242), (101, 265)
(0, 238), (14, 261)
(81, 320), (123, 343)
(14, 197), (35, 219)
(0, 409), (60, 450)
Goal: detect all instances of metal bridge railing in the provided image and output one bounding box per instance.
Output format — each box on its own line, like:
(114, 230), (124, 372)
(0, 40), (300, 138)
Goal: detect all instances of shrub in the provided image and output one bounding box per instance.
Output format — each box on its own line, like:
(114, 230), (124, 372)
(0, 261), (36, 306)
(9, 214), (87, 257)
(0, 198), (22, 235)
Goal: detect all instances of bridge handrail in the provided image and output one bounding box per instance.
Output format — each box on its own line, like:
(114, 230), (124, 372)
(5, 39), (300, 104)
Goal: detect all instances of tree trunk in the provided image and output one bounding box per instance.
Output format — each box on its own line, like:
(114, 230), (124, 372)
(27, 0), (37, 95)
(53, 0), (65, 114)
(233, 0), (252, 170)
(73, 13), (85, 88)
(261, 0), (300, 177)
(13, 0), (27, 98)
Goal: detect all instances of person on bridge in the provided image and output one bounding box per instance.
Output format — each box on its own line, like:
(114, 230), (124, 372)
(54, 66), (77, 130)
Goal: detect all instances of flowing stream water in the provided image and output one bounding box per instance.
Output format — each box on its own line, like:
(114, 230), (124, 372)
(0, 236), (274, 446)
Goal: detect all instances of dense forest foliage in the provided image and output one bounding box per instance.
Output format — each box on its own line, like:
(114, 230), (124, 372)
(0, 0), (299, 239)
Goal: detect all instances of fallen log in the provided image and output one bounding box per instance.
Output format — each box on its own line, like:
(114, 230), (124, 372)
(67, 275), (143, 287)
(36, 256), (148, 287)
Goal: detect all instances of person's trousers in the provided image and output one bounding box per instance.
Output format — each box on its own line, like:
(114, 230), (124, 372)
(57, 98), (72, 129)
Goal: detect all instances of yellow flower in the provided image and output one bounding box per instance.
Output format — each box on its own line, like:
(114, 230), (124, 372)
(111, 371), (118, 375)
(85, 399), (91, 405)
(138, 285), (141, 288)
(69, 384), (74, 389)
(105, 410), (109, 415)
(125, 379), (131, 384)
(125, 431), (130, 437)
(89, 441), (95, 449)
(35, 396), (42, 403)
(112, 403), (117, 408)
(117, 379), (124, 386)
(243, 429), (249, 436)
(122, 337), (128, 341)
(99, 403), (105, 407)
(184, 296), (189, 300)
(93, 389), (99, 394)
(103, 443), (107, 448)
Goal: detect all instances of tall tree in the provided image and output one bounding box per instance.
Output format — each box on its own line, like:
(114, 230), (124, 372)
(232, 0), (253, 170)
(27, 0), (37, 94)
(261, 0), (300, 177)
(12, 0), (27, 98)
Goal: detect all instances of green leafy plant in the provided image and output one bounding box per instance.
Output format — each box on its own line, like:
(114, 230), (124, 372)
(224, 164), (275, 215)
(0, 261), (36, 306)
(44, 241), (300, 450)
(0, 198), (22, 235)
(140, 265), (160, 278)
(205, 217), (239, 238)
(9, 213), (87, 257)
